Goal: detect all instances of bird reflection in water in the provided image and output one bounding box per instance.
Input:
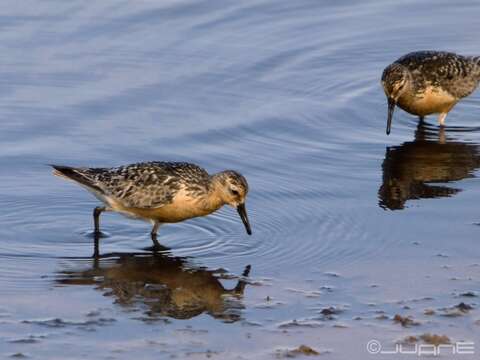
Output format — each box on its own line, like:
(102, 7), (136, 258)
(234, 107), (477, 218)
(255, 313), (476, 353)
(379, 121), (480, 210)
(56, 242), (251, 322)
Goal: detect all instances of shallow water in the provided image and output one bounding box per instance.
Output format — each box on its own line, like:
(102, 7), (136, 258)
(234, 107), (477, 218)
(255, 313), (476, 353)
(1, 1), (480, 359)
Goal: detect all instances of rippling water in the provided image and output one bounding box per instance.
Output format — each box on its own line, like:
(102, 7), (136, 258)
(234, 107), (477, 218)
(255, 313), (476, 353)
(1, 1), (480, 359)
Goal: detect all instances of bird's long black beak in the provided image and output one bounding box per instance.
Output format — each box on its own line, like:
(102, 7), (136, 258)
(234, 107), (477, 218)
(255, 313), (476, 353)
(236, 203), (252, 235)
(386, 98), (395, 135)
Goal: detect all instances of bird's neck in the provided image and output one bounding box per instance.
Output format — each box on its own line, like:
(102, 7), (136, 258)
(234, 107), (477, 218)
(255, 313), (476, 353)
(201, 174), (227, 212)
(397, 81), (415, 108)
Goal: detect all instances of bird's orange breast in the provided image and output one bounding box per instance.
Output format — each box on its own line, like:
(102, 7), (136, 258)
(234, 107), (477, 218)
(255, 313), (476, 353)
(108, 189), (215, 223)
(398, 86), (457, 116)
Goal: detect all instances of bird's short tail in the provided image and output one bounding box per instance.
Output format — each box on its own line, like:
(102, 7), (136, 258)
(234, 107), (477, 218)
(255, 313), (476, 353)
(50, 164), (103, 194)
(51, 164), (81, 180)
(49, 164), (75, 180)
(474, 56), (480, 79)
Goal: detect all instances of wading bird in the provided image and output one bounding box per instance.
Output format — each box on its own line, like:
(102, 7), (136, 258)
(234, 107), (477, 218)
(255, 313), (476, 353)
(52, 162), (252, 248)
(382, 51), (480, 134)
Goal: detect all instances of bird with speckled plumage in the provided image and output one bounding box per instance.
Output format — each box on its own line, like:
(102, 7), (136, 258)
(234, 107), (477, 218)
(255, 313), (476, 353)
(381, 51), (480, 135)
(51, 162), (252, 248)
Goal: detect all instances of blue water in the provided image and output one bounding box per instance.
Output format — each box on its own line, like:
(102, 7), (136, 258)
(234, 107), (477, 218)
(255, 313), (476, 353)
(1, 1), (480, 359)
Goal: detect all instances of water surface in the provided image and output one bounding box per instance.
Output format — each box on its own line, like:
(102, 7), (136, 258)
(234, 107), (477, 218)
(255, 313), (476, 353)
(1, 1), (480, 359)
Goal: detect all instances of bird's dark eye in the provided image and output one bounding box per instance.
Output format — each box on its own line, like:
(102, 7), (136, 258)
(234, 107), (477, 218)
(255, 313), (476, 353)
(230, 189), (239, 196)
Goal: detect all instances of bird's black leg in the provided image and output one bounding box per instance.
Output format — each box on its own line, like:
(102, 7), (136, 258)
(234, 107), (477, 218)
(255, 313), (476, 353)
(150, 221), (161, 248)
(418, 116), (425, 123)
(93, 231), (100, 258)
(93, 206), (106, 234)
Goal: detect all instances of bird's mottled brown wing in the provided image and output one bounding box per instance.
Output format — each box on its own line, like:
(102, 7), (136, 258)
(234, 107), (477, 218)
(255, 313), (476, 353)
(397, 51), (480, 99)
(78, 162), (210, 209)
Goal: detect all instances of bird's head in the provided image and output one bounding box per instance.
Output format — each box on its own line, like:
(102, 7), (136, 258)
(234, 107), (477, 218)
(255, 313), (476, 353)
(213, 170), (252, 235)
(381, 63), (411, 135)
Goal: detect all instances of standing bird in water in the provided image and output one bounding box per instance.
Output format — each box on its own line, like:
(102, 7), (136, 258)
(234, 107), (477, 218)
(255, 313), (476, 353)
(381, 51), (480, 135)
(51, 162), (252, 248)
